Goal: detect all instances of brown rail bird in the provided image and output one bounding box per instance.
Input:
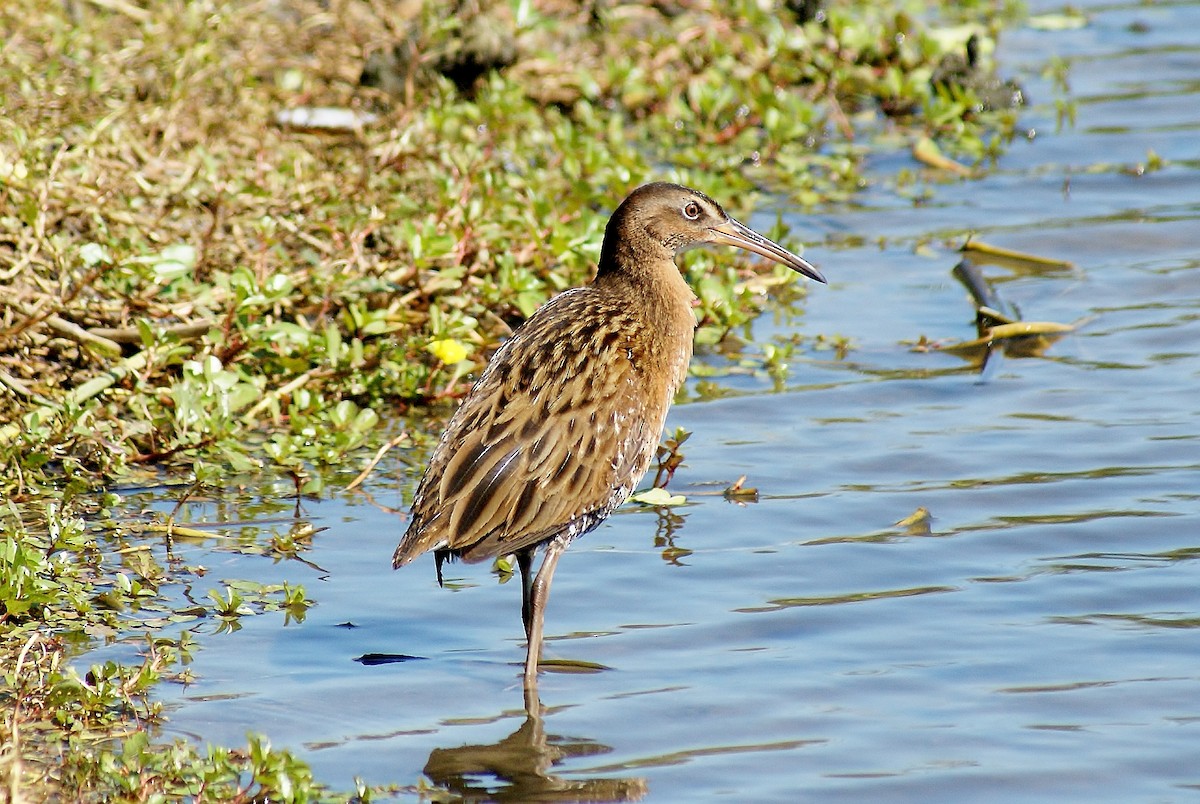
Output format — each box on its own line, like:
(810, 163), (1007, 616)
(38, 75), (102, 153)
(393, 182), (825, 690)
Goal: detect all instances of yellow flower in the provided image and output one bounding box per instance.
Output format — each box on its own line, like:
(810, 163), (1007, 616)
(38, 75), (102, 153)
(426, 338), (471, 364)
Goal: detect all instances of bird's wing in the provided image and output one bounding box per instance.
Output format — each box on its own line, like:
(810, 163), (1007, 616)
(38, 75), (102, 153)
(393, 289), (671, 567)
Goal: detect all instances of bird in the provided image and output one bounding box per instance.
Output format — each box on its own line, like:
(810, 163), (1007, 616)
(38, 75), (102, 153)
(393, 182), (825, 690)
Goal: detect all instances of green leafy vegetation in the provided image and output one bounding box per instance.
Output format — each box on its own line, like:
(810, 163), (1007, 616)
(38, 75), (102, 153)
(1, 0), (1027, 797)
(0, 490), (335, 800)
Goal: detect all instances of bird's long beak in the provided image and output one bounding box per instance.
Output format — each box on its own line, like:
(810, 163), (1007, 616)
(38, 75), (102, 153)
(709, 218), (826, 284)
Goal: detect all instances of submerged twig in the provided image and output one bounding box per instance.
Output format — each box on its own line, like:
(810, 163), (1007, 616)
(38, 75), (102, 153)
(345, 431), (410, 491)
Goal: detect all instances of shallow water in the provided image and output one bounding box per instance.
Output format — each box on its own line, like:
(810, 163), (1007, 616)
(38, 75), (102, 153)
(89, 1), (1200, 800)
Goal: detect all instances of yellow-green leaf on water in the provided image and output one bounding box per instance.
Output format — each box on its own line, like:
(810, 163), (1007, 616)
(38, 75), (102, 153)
(894, 507), (931, 528)
(913, 136), (973, 177)
(426, 338), (471, 364)
(492, 555), (514, 579)
(723, 475), (759, 503)
(976, 305), (1016, 327)
(894, 506), (933, 535)
(938, 336), (993, 355)
(144, 522), (225, 539)
(988, 321), (1074, 339)
(961, 240), (1075, 270)
(629, 487), (687, 507)
(538, 658), (609, 674)
(938, 320), (1074, 357)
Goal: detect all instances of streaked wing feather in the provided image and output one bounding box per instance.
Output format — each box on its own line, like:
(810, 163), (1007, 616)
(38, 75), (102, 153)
(393, 288), (674, 568)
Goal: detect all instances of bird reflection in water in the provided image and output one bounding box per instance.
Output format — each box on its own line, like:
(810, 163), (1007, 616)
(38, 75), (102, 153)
(419, 697), (647, 802)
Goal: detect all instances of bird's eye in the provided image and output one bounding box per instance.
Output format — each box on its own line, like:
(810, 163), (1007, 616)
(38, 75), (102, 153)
(682, 201), (702, 220)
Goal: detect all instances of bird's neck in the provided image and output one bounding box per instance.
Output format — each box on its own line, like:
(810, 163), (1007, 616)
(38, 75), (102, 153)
(593, 265), (695, 400)
(595, 252), (695, 320)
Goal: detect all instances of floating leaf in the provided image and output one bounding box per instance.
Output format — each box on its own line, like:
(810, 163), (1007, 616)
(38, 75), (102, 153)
(894, 507), (933, 535)
(493, 555), (514, 578)
(894, 507), (931, 527)
(961, 240), (1075, 270)
(938, 320), (1074, 357)
(987, 321), (1074, 339)
(537, 658), (609, 674)
(144, 522), (219, 540)
(913, 136), (973, 176)
(630, 487), (687, 507)
(723, 475), (759, 503)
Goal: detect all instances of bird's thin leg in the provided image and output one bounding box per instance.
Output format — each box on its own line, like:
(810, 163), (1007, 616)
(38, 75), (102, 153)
(523, 537), (568, 689)
(516, 548), (535, 641)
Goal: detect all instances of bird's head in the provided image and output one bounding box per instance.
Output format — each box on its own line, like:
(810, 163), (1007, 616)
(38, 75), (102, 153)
(599, 182), (825, 284)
